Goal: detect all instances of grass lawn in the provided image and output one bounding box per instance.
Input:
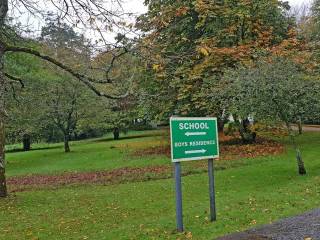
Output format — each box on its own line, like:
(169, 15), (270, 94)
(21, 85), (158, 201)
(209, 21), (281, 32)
(1, 131), (320, 239)
(5, 130), (168, 177)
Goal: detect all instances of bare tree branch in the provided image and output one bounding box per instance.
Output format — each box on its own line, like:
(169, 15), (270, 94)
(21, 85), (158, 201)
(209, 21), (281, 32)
(0, 0), (8, 25)
(2, 42), (133, 99)
(4, 72), (24, 87)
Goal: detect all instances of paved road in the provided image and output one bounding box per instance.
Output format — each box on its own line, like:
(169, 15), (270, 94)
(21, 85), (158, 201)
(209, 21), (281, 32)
(294, 125), (320, 132)
(303, 126), (320, 132)
(217, 209), (320, 240)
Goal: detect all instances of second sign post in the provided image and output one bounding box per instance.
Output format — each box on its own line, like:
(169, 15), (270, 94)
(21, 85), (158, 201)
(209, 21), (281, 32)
(170, 117), (220, 232)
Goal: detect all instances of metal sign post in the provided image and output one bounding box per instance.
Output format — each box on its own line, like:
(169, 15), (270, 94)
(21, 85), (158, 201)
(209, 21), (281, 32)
(174, 162), (184, 232)
(208, 158), (216, 221)
(170, 117), (219, 231)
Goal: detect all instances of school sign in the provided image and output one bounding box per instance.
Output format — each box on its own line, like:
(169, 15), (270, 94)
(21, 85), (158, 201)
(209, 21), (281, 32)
(170, 117), (219, 162)
(170, 117), (220, 231)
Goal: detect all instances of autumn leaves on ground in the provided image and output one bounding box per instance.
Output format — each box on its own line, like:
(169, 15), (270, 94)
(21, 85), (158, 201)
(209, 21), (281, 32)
(1, 129), (320, 240)
(7, 131), (284, 193)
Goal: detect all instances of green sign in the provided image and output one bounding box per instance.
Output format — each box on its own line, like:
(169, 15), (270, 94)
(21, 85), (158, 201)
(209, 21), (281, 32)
(170, 117), (219, 162)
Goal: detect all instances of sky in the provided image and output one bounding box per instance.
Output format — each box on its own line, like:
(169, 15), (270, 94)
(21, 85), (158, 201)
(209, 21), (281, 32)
(124, 0), (312, 14)
(288, 0), (312, 6)
(17, 0), (311, 27)
(12, 0), (313, 45)
(126, 0), (311, 13)
(99, 0), (314, 43)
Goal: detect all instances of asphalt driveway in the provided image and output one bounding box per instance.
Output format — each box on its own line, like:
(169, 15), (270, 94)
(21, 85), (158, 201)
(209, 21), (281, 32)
(217, 209), (320, 240)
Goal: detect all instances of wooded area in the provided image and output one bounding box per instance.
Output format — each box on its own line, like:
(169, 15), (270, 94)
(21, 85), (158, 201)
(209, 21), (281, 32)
(0, 0), (320, 199)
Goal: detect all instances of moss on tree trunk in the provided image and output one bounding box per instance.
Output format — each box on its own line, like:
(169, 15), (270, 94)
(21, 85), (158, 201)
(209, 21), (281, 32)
(64, 135), (70, 153)
(0, 121), (7, 197)
(0, 48), (7, 197)
(23, 134), (31, 151)
(286, 122), (306, 175)
(113, 127), (120, 140)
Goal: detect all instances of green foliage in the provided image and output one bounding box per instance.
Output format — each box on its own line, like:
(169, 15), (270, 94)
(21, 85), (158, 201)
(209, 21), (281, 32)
(307, 0), (320, 41)
(4, 20), (111, 147)
(137, 0), (294, 121)
(40, 14), (88, 50)
(5, 87), (43, 144)
(224, 58), (320, 125)
(1, 131), (320, 239)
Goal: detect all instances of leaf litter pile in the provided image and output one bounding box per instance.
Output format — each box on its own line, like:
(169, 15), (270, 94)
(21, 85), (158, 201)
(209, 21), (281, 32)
(7, 166), (171, 193)
(8, 135), (284, 193)
(132, 135), (284, 160)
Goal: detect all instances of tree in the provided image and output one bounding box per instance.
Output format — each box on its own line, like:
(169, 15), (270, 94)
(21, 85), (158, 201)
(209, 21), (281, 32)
(5, 84), (42, 151)
(43, 81), (79, 152)
(42, 80), (109, 152)
(296, 0), (320, 80)
(306, 0), (320, 41)
(136, 0), (294, 125)
(224, 58), (320, 175)
(91, 47), (141, 140)
(109, 96), (137, 140)
(0, 0), (133, 197)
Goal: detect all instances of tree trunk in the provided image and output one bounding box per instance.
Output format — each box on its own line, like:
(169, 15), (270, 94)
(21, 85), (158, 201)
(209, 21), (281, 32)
(297, 118), (303, 135)
(113, 127), (120, 140)
(217, 117), (225, 133)
(238, 118), (256, 144)
(295, 148), (306, 175)
(22, 134), (31, 151)
(286, 122), (306, 175)
(0, 115), (7, 197)
(0, 47), (8, 197)
(64, 135), (70, 153)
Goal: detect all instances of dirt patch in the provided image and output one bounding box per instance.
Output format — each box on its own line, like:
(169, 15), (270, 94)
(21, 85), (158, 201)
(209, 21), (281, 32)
(7, 166), (171, 193)
(132, 137), (285, 161)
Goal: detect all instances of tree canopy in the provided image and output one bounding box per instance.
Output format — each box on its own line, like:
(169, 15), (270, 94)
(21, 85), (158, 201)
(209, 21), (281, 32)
(136, 0), (296, 122)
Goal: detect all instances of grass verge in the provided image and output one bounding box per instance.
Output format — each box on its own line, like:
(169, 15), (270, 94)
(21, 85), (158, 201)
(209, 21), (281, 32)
(0, 132), (319, 239)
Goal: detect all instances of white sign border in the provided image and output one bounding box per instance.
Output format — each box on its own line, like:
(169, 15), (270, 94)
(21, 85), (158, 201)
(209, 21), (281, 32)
(170, 117), (220, 162)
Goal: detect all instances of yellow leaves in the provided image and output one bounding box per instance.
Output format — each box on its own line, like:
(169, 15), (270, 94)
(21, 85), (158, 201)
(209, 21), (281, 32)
(198, 47), (210, 56)
(250, 219), (257, 225)
(177, 84), (193, 101)
(186, 231), (193, 239)
(160, 20), (169, 27)
(152, 64), (163, 72)
(177, 231), (193, 240)
(152, 64), (160, 71)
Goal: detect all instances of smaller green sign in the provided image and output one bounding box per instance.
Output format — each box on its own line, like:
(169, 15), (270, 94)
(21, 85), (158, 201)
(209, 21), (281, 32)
(170, 117), (219, 162)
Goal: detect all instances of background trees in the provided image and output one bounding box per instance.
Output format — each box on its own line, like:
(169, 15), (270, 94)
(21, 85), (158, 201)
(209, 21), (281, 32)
(224, 58), (320, 175)
(43, 81), (89, 153)
(0, 0), (134, 197)
(5, 84), (42, 151)
(136, 0), (295, 125)
(134, 0), (320, 176)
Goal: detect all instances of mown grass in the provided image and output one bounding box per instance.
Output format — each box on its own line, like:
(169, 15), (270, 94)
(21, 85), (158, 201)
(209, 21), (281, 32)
(0, 131), (320, 239)
(6, 130), (168, 177)
(6, 130), (282, 178)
